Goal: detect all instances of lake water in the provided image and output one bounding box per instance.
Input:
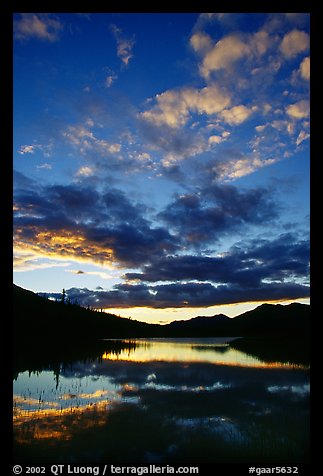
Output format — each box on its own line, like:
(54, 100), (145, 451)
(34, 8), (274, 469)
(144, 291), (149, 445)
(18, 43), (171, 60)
(13, 337), (310, 464)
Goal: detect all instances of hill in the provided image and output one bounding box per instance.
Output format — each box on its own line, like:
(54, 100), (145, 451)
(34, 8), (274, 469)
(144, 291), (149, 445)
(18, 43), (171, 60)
(164, 303), (309, 338)
(165, 314), (231, 337)
(13, 284), (310, 341)
(229, 302), (310, 337)
(13, 284), (161, 341)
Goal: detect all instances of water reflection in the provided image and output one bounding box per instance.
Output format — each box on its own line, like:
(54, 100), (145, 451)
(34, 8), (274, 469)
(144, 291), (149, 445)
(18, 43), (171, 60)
(13, 337), (310, 464)
(101, 338), (308, 368)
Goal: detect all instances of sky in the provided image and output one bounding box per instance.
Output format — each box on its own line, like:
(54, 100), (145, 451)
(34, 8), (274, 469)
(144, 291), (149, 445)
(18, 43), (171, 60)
(13, 12), (310, 324)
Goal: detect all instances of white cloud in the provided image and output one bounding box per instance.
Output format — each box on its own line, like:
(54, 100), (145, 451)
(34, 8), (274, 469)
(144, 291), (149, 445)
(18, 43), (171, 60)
(137, 152), (151, 161)
(76, 166), (95, 177)
(286, 100), (310, 119)
(101, 142), (121, 153)
(63, 125), (95, 146)
(190, 32), (213, 53)
(249, 30), (271, 56)
(105, 74), (118, 88)
(14, 13), (63, 42)
(200, 34), (250, 77)
(208, 135), (223, 145)
(85, 118), (95, 128)
(220, 105), (256, 125)
(263, 103), (272, 114)
(299, 56), (310, 80)
(271, 119), (294, 135)
(13, 249), (68, 272)
(36, 163), (52, 170)
(63, 122), (121, 156)
(280, 29), (309, 58)
(18, 142), (53, 157)
(110, 24), (135, 67)
(18, 145), (36, 155)
(141, 84), (231, 128)
(255, 125), (266, 133)
(216, 155), (278, 181)
(183, 86), (232, 115)
(208, 130), (231, 146)
(197, 30), (270, 78)
(296, 130), (310, 146)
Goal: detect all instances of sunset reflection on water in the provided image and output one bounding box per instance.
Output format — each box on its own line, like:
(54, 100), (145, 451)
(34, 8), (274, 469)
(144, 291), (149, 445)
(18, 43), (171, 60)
(101, 338), (309, 369)
(13, 338), (310, 463)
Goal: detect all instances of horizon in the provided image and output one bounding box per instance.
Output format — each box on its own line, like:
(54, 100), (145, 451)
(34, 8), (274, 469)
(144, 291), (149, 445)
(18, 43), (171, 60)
(14, 282), (310, 325)
(13, 13), (310, 325)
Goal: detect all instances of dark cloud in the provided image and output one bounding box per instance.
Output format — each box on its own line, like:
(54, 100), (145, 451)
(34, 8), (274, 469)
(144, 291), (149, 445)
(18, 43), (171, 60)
(159, 183), (279, 245)
(14, 170), (39, 190)
(14, 173), (176, 267)
(124, 233), (309, 286)
(15, 172), (309, 309)
(159, 164), (187, 184)
(137, 117), (206, 159)
(59, 281), (309, 310)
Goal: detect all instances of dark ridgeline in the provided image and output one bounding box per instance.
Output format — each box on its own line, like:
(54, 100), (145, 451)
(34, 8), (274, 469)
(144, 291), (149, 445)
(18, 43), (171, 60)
(13, 284), (161, 341)
(13, 284), (310, 341)
(13, 284), (310, 379)
(13, 285), (310, 464)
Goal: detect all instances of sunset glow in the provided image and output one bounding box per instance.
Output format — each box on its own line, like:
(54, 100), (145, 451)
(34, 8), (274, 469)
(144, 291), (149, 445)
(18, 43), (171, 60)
(13, 13), (310, 323)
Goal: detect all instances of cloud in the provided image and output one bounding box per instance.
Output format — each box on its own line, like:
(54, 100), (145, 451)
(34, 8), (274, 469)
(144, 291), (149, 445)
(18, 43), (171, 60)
(36, 163), (52, 170)
(13, 176), (177, 269)
(190, 32), (213, 53)
(140, 84), (231, 129)
(105, 74), (118, 88)
(279, 29), (309, 58)
(138, 117), (209, 165)
(13, 248), (69, 272)
(195, 30), (271, 78)
(199, 34), (251, 77)
(158, 183), (279, 245)
(56, 280), (309, 309)
(76, 166), (95, 177)
(125, 233), (309, 287)
(249, 30), (271, 56)
(220, 105), (256, 126)
(18, 142), (53, 158)
(110, 24), (135, 67)
(18, 145), (36, 155)
(14, 13), (63, 42)
(20, 225), (309, 309)
(212, 155), (278, 182)
(63, 122), (121, 156)
(296, 130), (310, 146)
(208, 135), (224, 145)
(286, 100), (310, 119)
(299, 56), (310, 80)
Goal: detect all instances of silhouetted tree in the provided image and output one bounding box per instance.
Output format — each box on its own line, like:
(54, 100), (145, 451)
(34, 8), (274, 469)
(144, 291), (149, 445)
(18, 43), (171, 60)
(61, 288), (66, 304)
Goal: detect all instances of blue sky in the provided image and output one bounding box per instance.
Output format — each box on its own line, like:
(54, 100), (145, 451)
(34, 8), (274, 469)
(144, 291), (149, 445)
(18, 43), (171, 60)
(13, 13), (310, 323)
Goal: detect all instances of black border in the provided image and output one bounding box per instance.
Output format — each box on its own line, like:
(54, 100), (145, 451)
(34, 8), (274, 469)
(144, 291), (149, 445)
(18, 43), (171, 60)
(4, 3), (317, 474)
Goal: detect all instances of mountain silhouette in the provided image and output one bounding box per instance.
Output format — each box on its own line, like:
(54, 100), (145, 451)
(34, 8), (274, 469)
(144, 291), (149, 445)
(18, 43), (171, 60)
(13, 284), (310, 341)
(13, 284), (160, 341)
(166, 314), (231, 337)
